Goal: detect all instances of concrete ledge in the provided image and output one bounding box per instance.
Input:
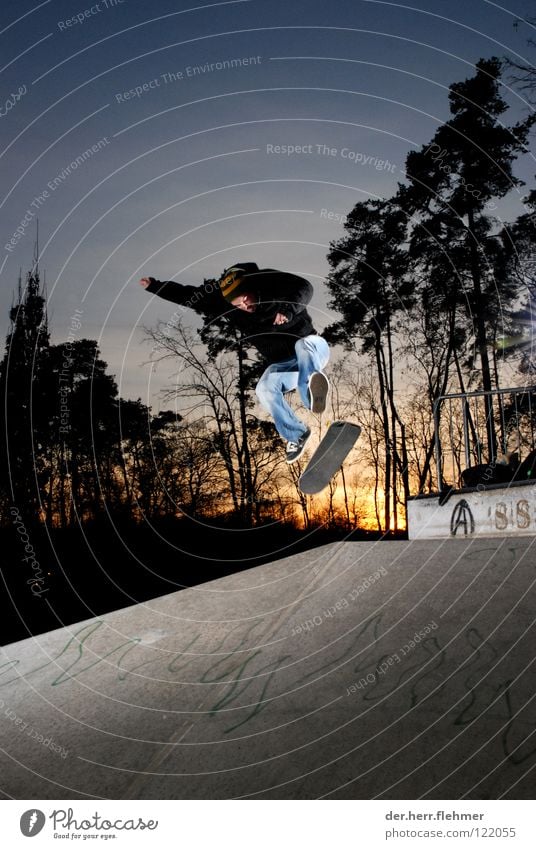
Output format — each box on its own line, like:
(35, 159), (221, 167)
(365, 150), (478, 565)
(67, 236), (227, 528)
(408, 482), (536, 540)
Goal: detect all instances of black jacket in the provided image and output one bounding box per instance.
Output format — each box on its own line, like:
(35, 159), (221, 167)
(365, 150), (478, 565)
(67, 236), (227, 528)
(146, 268), (318, 363)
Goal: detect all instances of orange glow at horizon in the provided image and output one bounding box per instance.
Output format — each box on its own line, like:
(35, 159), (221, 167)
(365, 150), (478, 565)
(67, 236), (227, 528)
(300, 479), (407, 532)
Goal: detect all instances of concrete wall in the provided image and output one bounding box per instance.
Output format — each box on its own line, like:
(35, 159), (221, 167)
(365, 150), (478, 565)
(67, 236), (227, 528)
(408, 483), (536, 540)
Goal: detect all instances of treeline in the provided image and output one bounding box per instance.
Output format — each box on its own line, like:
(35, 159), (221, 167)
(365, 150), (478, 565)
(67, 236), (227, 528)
(1, 57), (535, 534)
(0, 270), (359, 530)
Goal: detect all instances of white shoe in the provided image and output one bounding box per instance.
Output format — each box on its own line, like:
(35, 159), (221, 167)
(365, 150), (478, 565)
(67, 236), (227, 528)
(308, 372), (329, 414)
(285, 428), (311, 463)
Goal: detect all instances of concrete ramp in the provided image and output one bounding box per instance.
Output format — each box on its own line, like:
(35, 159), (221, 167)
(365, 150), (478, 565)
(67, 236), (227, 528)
(1, 537), (535, 799)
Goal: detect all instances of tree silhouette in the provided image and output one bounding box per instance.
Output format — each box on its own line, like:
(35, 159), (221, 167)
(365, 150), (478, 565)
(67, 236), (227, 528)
(0, 263), (50, 522)
(325, 198), (413, 530)
(399, 56), (535, 457)
(146, 318), (283, 523)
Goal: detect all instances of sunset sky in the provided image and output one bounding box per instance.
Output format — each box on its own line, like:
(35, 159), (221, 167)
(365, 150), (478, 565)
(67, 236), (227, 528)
(1, 0), (535, 407)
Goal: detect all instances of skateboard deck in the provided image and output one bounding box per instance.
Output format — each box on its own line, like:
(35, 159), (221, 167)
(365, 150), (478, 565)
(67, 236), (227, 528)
(299, 421), (361, 494)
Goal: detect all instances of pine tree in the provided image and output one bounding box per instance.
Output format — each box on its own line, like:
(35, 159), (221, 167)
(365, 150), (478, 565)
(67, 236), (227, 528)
(399, 57), (535, 458)
(324, 198), (413, 530)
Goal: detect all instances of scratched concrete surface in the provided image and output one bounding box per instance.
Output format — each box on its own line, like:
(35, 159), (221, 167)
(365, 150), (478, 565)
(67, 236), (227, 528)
(1, 537), (535, 800)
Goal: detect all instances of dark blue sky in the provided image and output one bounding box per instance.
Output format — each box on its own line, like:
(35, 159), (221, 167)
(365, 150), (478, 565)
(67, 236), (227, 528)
(1, 0), (535, 403)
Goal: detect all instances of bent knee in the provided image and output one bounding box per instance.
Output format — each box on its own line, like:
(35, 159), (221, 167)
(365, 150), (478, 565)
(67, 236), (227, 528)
(256, 379), (273, 403)
(296, 335), (330, 363)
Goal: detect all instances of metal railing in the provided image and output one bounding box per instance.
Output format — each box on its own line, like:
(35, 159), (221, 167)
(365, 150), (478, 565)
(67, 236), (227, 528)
(433, 385), (536, 490)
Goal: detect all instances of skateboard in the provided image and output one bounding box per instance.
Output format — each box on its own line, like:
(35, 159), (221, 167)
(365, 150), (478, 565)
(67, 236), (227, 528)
(299, 421), (361, 494)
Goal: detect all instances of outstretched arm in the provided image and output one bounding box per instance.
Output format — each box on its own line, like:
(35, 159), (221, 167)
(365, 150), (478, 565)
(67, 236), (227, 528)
(140, 277), (223, 314)
(139, 277), (203, 308)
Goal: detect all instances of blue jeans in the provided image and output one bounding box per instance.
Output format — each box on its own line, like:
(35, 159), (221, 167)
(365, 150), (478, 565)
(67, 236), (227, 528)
(255, 335), (330, 442)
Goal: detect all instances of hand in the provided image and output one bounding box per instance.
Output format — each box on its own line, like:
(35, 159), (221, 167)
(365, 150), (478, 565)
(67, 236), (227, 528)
(273, 312), (289, 325)
(139, 277), (151, 288)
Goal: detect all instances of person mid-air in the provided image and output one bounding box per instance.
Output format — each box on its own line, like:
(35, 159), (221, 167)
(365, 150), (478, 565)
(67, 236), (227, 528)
(140, 262), (330, 463)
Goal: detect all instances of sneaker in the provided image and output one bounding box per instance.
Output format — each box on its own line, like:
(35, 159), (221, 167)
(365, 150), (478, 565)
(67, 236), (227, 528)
(308, 371), (330, 414)
(286, 428), (311, 464)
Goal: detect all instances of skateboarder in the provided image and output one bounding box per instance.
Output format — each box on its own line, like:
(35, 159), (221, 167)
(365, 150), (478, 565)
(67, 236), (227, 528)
(139, 263), (330, 462)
